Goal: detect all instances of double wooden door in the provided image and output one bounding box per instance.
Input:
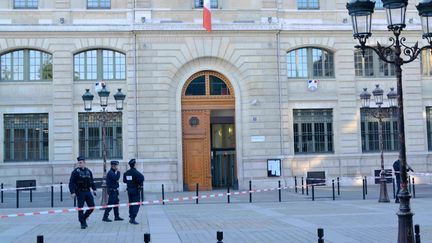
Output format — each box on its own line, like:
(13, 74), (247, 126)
(182, 110), (212, 191)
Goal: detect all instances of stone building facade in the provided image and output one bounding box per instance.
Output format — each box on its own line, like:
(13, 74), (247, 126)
(0, 0), (431, 192)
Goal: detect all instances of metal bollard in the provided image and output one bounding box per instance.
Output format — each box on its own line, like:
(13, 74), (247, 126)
(415, 224), (421, 243)
(162, 184), (165, 205)
(51, 186), (54, 208)
(317, 228), (324, 243)
(1, 183), (3, 203)
(332, 180), (335, 201)
(16, 189), (19, 208)
(144, 233), (151, 243)
(37, 235), (44, 243)
(294, 176), (298, 193)
(249, 180), (252, 203)
(362, 179), (365, 200)
(217, 231), (223, 243)
(364, 176), (368, 195)
(301, 177), (304, 194)
(306, 184), (309, 195)
(278, 180), (281, 202)
(196, 183), (199, 204)
(337, 177), (340, 196)
(412, 177), (416, 199)
(392, 178), (396, 199)
(30, 183), (33, 203)
(227, 186), (230, 204)
(312, 185), (315, 201)
(60, 182), (63, 202)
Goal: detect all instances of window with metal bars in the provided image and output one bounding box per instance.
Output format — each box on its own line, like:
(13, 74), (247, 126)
(87, 0), (110, 9)
(4, 113), (48, 162)
(74, 49), (126, 81)
(297, 0), (319, 10)
(14, 0), (38, 9)
(293, 109), (333, 154)
(195, 0), (218, 8)
(287, 47), (334, 78)
(78, 112), (122, 160)
(360, 108), (398, 152)
(354, 49), (395, 77)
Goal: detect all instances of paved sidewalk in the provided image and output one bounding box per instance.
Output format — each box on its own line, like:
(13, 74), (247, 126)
(0, 196), (431, 243)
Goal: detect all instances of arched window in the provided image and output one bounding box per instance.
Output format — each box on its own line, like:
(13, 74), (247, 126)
(0, 49), (52, 81)
(287, 47), (334, 78)
(74, 49), (126, 81)
(354, 49), (395, 77)
(421, 49), (432, 76)
(184, 71), (232, 96)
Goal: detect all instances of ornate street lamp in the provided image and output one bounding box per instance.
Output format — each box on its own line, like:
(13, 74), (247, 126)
(360, 85), (397, 203)
(82, 83), (126, 206)
(347, 0), (432, 242)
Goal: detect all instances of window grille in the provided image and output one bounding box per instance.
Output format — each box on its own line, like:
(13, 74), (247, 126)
(78, 112), (123, 159)
(4, 113), (48, 162)
(293, 109), (333, 154)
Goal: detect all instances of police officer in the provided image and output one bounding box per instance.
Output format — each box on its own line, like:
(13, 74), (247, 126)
(123, 159), (144, 225)
(393, 159), (414, 203)
(102, 160), (124, 222)
(69, 156), (97, 229)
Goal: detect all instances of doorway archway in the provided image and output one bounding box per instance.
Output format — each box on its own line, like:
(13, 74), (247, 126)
(181, 70), (236, 191)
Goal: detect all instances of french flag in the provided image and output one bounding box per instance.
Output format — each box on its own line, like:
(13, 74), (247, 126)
(203, 0), (211, 32)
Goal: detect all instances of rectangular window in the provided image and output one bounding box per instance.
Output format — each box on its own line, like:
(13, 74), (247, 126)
(78, 112), (122, 159)
(4, 113), (48, 162)
(426, 107), (432, 150)
(87, 0), (111, 9)
(361, 108), (398, 152)
(293, 109), (333, 154)
(297, 0), (319, 10)
(195, 0), (218, 8)
(14, 0), (38, 9)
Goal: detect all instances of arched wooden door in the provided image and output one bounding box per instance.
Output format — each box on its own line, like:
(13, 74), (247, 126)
(182, 71), (235, 191)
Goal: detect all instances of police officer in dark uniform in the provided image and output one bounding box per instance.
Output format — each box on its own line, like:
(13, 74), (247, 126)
(69, 156), (97, 229)
(123, 159), (144, 225)
(102, 160), (124, 222)
(393, 159), (414, 203)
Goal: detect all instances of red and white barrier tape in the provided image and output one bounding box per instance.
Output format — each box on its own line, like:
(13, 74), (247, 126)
(0, 186), (297, 219)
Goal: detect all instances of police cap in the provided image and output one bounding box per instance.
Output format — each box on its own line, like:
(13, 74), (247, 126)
(110, 160), (119, 166)
(128, 159), (136, 166)
(77, 156), (85, 162)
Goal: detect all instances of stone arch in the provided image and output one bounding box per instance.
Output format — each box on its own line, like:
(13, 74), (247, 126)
(172, 56), (246, 191)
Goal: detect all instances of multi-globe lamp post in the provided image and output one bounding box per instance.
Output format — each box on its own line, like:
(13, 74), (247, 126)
(360, 84), (397, 203)
(81, 83), (126, 205)
(346, 0), (432, 242)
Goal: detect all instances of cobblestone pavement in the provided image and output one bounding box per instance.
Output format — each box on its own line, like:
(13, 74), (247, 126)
(0, 188), (431, 243)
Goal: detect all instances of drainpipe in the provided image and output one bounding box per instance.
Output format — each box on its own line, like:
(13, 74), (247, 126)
(276, 29), (283, 157)
(133, 0), (138, 158)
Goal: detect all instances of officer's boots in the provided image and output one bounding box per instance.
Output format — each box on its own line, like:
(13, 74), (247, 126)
(129, 218), (139, 225)
(80, 221), (87, 229)
(114, 208), (124, 221)
(102, 217), (112, 222)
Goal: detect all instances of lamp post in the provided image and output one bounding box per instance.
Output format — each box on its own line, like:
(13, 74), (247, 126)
(347, 0), (432, 242)
(360, 84), (398, 203)
(81, 83), (126, 206)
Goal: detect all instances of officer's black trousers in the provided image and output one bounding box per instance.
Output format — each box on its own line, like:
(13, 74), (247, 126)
(77, 191), (95, 223)
(103, 190), (120, 218)
(127, 188), (140, 219)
